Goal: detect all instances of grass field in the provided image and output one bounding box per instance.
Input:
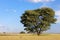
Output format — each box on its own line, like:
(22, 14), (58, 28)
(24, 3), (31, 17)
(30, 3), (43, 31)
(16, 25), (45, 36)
(0, 34), (60, 40)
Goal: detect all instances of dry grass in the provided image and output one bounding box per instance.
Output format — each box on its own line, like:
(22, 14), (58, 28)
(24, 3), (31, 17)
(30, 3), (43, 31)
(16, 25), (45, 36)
(0, 34), (60, 40)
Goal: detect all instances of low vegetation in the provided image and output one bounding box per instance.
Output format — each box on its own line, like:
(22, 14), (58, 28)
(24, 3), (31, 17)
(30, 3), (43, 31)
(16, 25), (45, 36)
(0, 34), (60, 40)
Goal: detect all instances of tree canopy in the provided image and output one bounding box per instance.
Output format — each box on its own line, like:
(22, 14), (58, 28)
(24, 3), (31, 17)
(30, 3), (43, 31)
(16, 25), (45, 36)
(20, 7), (57, 35)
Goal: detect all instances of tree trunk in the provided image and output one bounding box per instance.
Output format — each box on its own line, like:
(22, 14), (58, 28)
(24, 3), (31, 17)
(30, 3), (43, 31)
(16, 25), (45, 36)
(36, 28), (42, 36)
(37, 31), (41, 36)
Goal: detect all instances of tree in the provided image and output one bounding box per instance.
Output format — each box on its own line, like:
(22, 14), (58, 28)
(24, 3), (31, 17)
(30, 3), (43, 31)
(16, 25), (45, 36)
(3, 32), (6, 34)
(20, 7), (57, 36)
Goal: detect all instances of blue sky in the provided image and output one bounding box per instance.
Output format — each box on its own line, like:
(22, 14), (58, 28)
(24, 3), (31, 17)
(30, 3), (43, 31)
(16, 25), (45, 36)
(0, 0), (60, 33)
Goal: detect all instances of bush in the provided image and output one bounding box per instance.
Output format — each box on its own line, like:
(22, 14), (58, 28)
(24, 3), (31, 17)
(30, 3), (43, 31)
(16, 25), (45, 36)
(20, 31), (25, 34)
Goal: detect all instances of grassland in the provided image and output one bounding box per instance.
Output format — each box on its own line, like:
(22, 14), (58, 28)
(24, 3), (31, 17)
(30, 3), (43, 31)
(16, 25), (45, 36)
(0, 34), (60, 40)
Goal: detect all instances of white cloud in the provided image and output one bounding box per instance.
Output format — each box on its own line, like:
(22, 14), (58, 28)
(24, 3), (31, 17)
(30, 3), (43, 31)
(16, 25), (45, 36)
(0, 24), (5, 28)
(0, 24), (5, 29)
(55, 10), (60, 23)
(28, 0), (55, 3)
(0, 24), (2, 26)
(5, 9), (9, 12)
(5, 9), (17, 13)
(13, 10), (17, 13)
(55, 11), (60, 16)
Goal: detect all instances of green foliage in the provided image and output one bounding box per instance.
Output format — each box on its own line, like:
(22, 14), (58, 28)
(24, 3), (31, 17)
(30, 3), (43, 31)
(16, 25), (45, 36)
(20, 7), (57, 35)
